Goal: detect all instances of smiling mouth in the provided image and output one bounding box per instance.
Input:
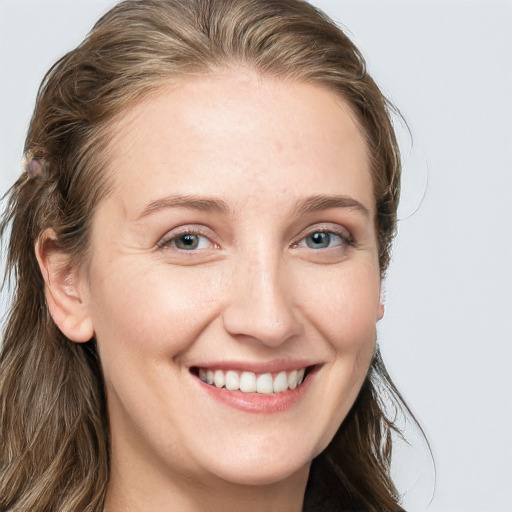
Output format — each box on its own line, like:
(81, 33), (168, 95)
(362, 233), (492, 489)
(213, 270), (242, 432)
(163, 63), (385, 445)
(191, 367), (311, 394)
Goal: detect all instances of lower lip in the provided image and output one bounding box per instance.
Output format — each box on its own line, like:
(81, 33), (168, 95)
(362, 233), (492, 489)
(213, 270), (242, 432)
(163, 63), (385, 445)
(194, 371), (315, 413)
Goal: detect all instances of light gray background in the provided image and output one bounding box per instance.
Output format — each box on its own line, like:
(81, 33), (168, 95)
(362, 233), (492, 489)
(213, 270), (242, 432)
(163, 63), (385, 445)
(1, 1), (511, 511)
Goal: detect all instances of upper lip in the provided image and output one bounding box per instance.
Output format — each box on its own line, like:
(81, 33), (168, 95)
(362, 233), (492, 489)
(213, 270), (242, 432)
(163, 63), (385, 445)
(189, 359), (318, 374)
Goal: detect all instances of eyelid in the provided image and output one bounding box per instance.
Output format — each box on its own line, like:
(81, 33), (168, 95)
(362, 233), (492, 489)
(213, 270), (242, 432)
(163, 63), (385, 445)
(293, 223), (353, 247)
(156, 224), (219, 250)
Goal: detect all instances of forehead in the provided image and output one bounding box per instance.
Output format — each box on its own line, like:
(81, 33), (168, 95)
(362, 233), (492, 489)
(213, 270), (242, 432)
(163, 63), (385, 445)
(103, 69), (373, 218)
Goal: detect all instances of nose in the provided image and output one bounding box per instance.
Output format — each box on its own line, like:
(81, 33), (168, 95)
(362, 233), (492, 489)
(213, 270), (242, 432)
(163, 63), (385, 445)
(222, 250), (303, 347)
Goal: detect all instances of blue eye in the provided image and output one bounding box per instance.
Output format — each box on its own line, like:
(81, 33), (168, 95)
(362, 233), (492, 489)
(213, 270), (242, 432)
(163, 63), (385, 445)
(297, 230), (349, 250)
(174, 234), (201, 250)
(160, 232), (214, 251)
(305, 232), (334, 249)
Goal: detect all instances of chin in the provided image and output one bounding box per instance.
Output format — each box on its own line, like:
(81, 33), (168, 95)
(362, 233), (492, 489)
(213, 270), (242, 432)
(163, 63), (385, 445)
(211, 457), (311, 487)
(191, 434), (323, 488)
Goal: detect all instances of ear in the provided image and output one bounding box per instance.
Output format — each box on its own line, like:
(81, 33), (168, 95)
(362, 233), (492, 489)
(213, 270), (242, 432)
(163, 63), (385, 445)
(377, 279), (386, 321)
(377, 301), (385, 321)
(35, 229), (94, 343)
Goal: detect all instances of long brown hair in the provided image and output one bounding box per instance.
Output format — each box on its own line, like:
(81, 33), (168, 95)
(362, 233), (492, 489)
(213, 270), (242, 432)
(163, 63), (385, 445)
(1, 1), (411, 510)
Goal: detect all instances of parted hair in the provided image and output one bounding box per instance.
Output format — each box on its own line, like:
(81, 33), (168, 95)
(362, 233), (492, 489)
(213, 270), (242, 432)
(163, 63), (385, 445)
(1, 1), (408, 510)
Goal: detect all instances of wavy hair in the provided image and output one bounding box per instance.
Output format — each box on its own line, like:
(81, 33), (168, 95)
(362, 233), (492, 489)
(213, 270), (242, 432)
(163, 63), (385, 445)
(1, 1), (413, 510)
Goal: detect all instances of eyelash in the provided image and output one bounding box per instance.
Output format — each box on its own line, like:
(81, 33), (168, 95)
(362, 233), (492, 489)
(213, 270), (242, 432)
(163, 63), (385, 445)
(292, 227), (354, 251)
(157, 226), (353, 253)
(157, 227), (218, 251)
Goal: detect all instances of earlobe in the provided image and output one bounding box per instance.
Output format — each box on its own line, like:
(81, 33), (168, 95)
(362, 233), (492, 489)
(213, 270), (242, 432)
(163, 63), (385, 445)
(35, 230), (94, 343)
(377, 280), (386, 321)
(377, 302), (385, 321)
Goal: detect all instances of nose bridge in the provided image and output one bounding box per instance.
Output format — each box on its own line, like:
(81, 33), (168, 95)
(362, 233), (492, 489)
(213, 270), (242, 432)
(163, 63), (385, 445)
(222, 242), (301, 346)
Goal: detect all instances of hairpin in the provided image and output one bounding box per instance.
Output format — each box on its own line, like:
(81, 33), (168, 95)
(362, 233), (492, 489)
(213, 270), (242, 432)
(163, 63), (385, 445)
(24, 153), (49, 181)
(23, 152), (50, 181)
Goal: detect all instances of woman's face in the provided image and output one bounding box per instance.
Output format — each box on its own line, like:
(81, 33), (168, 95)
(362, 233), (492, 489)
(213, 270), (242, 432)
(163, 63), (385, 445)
(81, 70), (383, 490)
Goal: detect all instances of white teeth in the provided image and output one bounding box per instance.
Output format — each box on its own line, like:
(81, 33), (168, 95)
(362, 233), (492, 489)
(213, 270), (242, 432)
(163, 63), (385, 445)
(240, 371), (257, 393)
(225, 370), (239, 391)
(198, 367), (309, 394)
(288, 370), (298, 390)
(214, 370), (225, 388)
(256, 373), (274, 394)
(273, 371), (288, 393)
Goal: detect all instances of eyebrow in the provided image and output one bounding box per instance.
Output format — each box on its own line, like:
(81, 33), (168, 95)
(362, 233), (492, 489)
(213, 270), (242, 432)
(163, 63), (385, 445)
(293, 195), (370, 217)
(137, 194), (231, 219)
(137, 193), (369, 220)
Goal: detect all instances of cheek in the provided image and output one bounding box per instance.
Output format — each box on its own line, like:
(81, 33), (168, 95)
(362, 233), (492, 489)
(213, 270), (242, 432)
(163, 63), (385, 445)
(300, 262), (381, 354)
(293, 263), (380, 454)
(87, 260), (225, 366)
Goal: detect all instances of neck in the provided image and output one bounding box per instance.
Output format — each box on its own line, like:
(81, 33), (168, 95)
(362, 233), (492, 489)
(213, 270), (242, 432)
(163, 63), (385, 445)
(104, 463), (310, 512)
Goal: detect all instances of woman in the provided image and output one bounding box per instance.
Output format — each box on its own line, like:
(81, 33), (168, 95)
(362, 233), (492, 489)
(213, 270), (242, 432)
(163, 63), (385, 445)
(0, 0), (413, 510)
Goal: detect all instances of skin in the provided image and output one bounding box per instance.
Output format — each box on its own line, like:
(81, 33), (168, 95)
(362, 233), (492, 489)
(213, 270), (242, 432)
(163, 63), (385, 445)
(39, 69), (384, 512)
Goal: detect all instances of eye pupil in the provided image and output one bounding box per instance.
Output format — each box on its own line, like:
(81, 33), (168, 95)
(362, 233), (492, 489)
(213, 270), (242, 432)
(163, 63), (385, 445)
(176, 234), (199, 250)
(307, 232), (330, 249)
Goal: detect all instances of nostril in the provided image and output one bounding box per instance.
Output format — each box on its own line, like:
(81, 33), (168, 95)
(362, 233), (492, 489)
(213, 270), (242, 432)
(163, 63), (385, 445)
(222, 308), (302, 348)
